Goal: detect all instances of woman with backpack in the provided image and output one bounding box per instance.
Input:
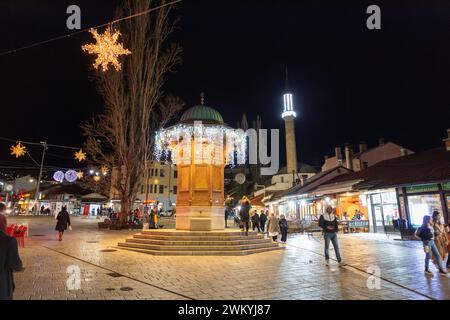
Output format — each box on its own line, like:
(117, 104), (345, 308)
(415, 215), (448, 275)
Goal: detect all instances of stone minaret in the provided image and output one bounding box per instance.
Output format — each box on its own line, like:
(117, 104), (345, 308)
(281, 69), (298, 175)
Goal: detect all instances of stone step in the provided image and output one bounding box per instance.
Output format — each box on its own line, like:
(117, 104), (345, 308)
(116, 245), (285, 256)
(118, 241), (279, 251)
(125, 238), (273, 246)
(133, 234), (263, 241)
(141, 230), (259, 236)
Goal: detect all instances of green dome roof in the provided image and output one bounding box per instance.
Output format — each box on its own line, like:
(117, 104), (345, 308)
(180, 105), (224, 124)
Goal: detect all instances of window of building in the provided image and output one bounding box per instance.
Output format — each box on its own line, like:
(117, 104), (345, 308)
(174, 170), (178, 178)
(408, 194), (443, 227)
(154, 185), (158, 193)
(140, 184), (144, 194)
(149, 184), (153, 194)
(151, 169), (154, 177)
(160, 169), (165, 177)
(281, 177), (284, 183)
(159, 185), (164, 194)
(155, 169), (158, 177)
(173, 186), (177, 194)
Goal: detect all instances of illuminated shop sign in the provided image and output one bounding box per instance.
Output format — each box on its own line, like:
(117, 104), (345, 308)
(405, 184), (439, 194)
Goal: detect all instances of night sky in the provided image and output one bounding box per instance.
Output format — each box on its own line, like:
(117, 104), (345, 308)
(1, 0), (450, 175)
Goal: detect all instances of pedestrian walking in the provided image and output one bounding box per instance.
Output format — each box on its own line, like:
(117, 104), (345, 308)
(142, 211), (150, 230)
(432, 211), (448, 267)
(149, 209), (156, 229)
(259, 211), (267, 233)
(415, 215), (448, 275)
(224, 208), (229, 228)
(239, 196), (251, 236)
(251, 211), (261, 232)
(0, 206), (23, 300)
(55, 206), (71, 241)
(319, 206), (345, 267)
(267, 214), (280, 242)
(279, 214), (288, 243)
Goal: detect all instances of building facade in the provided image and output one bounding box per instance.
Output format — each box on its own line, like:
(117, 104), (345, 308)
(110, 161), (178, 212)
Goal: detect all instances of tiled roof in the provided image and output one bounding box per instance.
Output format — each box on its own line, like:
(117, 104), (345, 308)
(323, 147), (450, 189)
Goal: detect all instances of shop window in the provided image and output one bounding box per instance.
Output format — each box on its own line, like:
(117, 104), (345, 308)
(408, 194), (443, 227)
(159, 185), (164, 194)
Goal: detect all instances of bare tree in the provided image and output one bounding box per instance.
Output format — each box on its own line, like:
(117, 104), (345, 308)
(82, 0), (184, 222)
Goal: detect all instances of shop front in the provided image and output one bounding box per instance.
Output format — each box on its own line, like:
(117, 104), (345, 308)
(402, 183), (450, 227)
(361, 189), (400, 233)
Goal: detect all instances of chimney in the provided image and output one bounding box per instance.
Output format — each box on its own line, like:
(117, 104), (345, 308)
(335, 147), (343, 166)
(359, 141), (367, 153)
(444, 129), (450, 151)
(378, 137), (385, 146)
(344, 144), (354, 170)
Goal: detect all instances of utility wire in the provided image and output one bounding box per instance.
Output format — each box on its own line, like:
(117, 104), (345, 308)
(0, 0), (182, 57)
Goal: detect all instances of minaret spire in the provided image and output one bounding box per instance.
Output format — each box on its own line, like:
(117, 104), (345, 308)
(281, 68), (298, 176)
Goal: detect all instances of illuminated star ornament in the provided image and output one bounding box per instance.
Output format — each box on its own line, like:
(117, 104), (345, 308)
(76, 171), (84, 180)
(101, 166), (109, 176)
(74, 149), (87, 162)
(10, 142), (27, 158)
(82, 27), (131, 71)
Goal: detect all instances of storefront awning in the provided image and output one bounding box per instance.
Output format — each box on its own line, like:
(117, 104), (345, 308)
(309, 180), (362, 196)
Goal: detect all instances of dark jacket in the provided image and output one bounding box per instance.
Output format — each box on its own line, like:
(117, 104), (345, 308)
(251, 214), (260, 225)
(415, 226), (434, 242)
(240, 203), (251, 222)
(279, 218), (288, 230)
(319, 213), (339, 233)
(0, 231), (23, 300)
(55, 209), (71, 231)
(260, 213), (267, 224)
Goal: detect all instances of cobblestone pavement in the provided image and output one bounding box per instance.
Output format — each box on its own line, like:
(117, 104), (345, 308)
(7, 216), (450, 300)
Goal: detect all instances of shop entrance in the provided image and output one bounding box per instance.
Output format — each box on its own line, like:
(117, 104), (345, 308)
(370, 192), (399, 233)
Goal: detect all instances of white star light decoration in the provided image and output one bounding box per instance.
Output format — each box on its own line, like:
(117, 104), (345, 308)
(82, 27), (131, 72)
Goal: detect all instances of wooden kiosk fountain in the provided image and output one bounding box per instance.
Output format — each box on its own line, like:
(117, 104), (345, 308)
(118, 98), (283, 255)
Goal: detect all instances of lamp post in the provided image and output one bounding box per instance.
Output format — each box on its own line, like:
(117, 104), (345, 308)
(33, 141), (47, 215)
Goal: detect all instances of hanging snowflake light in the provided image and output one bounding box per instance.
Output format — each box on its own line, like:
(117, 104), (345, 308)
(10, 142), (27, 158)
(74, 149), (87, 162)
(101, 165), (109, 176)
(76, 171), (84, 180)
(82, 27), (131, 72)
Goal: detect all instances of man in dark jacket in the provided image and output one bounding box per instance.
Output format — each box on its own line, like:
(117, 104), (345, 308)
(0, 206), (23, 300)
(251, 212), (261, 232)
(240, 198), (251, 236)
(259, 211), (267, 233)
(319, 206), (345, 267)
